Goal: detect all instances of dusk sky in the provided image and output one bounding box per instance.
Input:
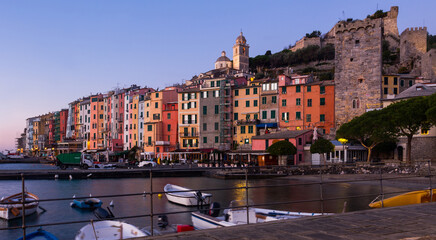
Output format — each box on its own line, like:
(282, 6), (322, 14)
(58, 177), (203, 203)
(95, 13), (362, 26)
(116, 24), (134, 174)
(0, 0), (435, 151)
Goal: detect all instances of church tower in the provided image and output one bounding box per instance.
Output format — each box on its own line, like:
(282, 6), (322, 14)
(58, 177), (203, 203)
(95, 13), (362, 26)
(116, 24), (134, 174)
(233, 32), (249, 72)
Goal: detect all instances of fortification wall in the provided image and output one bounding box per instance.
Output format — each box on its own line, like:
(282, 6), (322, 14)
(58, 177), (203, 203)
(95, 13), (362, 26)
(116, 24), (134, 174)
(290, 37), (321, 52)
(400, 27), (427, 62)
(422, 49), (436, 82)
(334, 18), (383, 126)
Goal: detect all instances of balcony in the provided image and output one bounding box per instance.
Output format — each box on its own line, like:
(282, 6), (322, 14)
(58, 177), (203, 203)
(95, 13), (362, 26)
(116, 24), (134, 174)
(236, 119), (260, 125)
(155, 141), (170, 146)
(145, 143), (154, 147)
(179, 132), (199, 138)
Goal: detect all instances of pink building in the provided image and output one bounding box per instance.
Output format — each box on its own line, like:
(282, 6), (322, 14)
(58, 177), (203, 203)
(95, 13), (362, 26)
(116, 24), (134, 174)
(251, 130), (314, 165)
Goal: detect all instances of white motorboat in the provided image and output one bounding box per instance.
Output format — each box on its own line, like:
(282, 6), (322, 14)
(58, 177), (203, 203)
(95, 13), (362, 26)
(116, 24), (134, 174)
(192, 200), (327, 230)
(75, 220), (147, 240)
(164, 184), (212, 206)
(0, 192), (39, 220)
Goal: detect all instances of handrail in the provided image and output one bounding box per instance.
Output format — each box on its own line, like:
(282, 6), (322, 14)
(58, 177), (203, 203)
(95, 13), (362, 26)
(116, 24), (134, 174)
(2, 162), (434, 239)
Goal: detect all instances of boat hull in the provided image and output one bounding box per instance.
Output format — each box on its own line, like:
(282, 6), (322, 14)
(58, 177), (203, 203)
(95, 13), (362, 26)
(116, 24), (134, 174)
(75, 220), (146, 240)
(16, 228), (59, 240)
(165, 193), (212, 206)
(369, 189), (436, 208)
(191, 212), (235, 230)
(71, 198), (102, 209)
(164, 184), (212, 207)
(0, 192), (39, 220)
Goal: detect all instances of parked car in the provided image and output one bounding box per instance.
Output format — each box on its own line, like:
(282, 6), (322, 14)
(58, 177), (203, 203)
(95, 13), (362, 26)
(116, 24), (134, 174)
(138, 160), (157, 168)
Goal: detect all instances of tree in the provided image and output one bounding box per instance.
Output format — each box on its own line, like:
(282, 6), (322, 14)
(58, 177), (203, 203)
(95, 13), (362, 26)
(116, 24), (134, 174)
(336, 109), (397, 163)
(384, 97), (431, 164)
(310, 138), (334, 165)
(267, 140), (297, 166)
(426, 93), (436, 125)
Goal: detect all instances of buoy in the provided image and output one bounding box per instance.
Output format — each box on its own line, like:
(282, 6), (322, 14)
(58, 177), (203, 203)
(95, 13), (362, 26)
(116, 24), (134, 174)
(158, 194), (163, 199)
(73, 194), (76, 199)
(143, 191), (147, 198)
(109, 200), (114, 207)
(87, 173), (92, 178)
(54, 174), (59, 179)
(89, 193), (92, 197)
(69, 175), (73, 180)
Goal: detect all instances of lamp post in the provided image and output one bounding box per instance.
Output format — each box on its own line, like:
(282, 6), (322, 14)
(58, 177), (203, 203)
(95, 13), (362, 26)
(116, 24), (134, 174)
(338, 138), (348, 164)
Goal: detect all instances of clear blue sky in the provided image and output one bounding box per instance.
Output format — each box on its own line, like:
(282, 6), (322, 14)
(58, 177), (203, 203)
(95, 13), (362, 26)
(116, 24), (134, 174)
(0, 0), (435, 151)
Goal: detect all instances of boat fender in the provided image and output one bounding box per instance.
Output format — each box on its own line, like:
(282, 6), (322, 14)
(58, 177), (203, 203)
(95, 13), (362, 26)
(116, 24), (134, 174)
(157, 215), (169, 229)
(11, 207), (20, 216)
(209, 202), (221, 217)
(177, 225), (194, 233)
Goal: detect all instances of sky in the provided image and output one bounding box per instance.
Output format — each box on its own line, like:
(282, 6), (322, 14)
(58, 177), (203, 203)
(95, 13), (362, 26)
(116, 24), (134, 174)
(0, 0), (435, 151)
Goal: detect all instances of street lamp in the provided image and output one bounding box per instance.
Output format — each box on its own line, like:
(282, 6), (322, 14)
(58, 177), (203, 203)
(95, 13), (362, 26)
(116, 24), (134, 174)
(338, 138), (348, 164)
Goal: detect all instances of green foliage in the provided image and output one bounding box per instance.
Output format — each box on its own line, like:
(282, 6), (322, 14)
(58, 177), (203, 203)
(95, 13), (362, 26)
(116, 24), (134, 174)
(428, 34), (436, 51)
(398, 66), (410, 74)
(302, 67), (317, 74)
(336, 109), (397, 162)
(265, 50), (272, 56)
(267, 140), (297, 156)
(382, 40), (398, 63)
(305, 30), (321, 38)
(426, 93), (436, 125)
(310, 138), (334, 154)
(127, 146), (141, 162)
(249, 44), (334, 73)
(368, 10), (387, 19)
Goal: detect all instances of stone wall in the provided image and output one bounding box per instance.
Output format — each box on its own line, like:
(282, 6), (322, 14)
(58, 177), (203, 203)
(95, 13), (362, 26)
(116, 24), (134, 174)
(397, 136), (436, 162)
(290, 37), (321, 52)
(334, 18), (383, 126)
(400, 27), (427, 62)
(421, 49), (436, 82)
(383, 6), (400, 50)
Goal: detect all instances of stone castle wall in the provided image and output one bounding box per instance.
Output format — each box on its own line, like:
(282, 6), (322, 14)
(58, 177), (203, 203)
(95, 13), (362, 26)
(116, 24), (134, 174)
(334, 18), (383, 126)
(290, 37), (321, 52)
(422, 49), (436, 81)
(400, 27), (427, 62)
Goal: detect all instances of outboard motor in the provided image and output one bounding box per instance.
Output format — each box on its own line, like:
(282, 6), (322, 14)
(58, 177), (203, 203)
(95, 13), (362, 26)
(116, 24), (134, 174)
(157, 215), (169, 229)
(94, 207), (115, 220)
(208, 202), (221, 217)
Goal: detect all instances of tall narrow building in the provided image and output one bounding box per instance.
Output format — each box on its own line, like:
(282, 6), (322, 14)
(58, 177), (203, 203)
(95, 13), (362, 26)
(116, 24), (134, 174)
(233, 32), (249, 72)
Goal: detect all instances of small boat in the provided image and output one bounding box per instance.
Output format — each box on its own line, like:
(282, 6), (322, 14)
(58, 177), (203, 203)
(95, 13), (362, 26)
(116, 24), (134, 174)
(140, 215), (195, 236)
(369, 189), (436, 208)
(0, 192), (39, 220)
(16, 228), (58, 240)
(192, 200), (326, 230)
(74, 220), (147, 240)
(164, 184), (212, 206)
(70, 198), (102, 209)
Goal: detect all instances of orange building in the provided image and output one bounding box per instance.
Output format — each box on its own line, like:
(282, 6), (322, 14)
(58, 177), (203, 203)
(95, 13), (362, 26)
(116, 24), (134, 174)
(278, 74), (335, 134)
(178, 87), (200, 149)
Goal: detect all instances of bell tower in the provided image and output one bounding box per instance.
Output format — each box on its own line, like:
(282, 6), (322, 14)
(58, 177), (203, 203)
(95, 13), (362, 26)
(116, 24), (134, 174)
(233, 32), (249, 72)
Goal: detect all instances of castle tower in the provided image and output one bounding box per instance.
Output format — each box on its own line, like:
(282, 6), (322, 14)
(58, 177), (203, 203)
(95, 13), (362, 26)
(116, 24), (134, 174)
(334, 18), (383, 127)
(233, 32), (249, 72)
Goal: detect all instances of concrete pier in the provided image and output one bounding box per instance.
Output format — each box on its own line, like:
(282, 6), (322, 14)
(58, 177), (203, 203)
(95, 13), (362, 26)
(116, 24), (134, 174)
(143, 202), (436, 240)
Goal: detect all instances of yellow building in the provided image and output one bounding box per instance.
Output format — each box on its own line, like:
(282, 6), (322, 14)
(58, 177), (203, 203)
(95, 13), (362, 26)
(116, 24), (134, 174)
(233, 81), (261, 147)
(178, 88), (200, 149)
(143, 91), (163, 155)
(382, 75), (400, 98)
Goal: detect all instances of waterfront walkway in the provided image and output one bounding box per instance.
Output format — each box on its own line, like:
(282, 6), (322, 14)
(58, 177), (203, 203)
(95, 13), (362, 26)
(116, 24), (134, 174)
(143, 202), (436, 240)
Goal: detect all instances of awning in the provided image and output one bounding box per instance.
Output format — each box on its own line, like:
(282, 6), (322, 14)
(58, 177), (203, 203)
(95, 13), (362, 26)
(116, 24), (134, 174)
(256, 123), (277, 128)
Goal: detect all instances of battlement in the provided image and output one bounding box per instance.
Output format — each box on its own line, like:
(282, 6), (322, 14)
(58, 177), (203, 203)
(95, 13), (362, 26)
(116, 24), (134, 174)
(401, 27), (427, 34)
(387, 6), (398, 19)
(335, 18), (382, 34)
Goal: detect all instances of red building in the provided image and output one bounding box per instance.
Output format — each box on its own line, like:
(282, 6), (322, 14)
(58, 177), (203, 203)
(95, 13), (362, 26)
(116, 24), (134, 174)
(59, 109), (68, 142)
(161, 102), (178, 153)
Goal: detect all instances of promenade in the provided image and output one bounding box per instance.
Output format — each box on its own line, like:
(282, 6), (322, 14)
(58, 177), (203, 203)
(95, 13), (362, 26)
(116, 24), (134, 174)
(144, 202), (436, 240)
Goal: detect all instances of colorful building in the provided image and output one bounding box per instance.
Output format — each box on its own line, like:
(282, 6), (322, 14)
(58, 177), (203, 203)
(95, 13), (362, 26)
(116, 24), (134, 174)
(178, 87), (200, 149)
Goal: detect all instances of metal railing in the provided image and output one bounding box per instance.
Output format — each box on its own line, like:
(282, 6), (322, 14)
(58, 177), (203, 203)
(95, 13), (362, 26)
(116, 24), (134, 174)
(2, 162), (435, 239)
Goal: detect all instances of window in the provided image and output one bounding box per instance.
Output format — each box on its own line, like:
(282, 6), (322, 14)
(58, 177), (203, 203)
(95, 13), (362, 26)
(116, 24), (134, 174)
(215, 136), (219, 143)
(272, 96), (277, 103)
(147, 125), (152, 131)
(320, 114), (325, 122)
(167, 113), (171, 119)
(320, 98), (325, 105)
(155, 102), (158, 108)
(394, 77), (398, 85)
(253, 88), (258, 94)
(254, 114), (258, 119)
(202, 91), (208, 98)
(262, 84), (270, 91)
(241, 126), (246, 134)
(307, 99), (312, 107)
(296, 98), (301, 106)
(296, 112), (301, 120)
(409, 80), (413, 87)
(246, 101), (250, 107)
(167, 124), (171, 131)
(215, 122), (219, 130)
(210, 81), (215, 87)
(203, 123), (207, 131)
(282, 99), (287, 107)
(393, 88), (398, 94)
(248, 126), (253, 133)
(246, 114), (250, 119)
(282, 112), (289, 121)
(262, 111), (267, 119)
(214, 90), (220, 97)
(262, 97), (267, 104)
(271, 110), (276, 119)
(296, 85), (301, 93)
(298, 138), (302, 145)
(307, 86), (311, 92)
(352, 99), (360, 109)
(320, 86), (325, 94)
(215, 105), (219, 114)
(306, 114), (312, 122)
(234, 113), (238, 121)
(384, 77), (388, 85)
(254, 100), (258, 107)
(235, 100), (239, 107)
(421, 128), (429, 135)
(400, 80), (404, 87)
(203, 106), (207, 115)
(271, 83), (277, 90)
(281, 86), (286, 94)
(203, 137), (207, 143)
(156, 92), (159, 98)
(216, 80), (220, 87)
(235, 89), (239, 96)
(246, 88), (250, 95)
(148, 137), (152, 145)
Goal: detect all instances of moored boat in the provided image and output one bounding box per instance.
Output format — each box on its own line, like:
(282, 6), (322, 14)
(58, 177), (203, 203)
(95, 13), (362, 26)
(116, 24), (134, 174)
(16, 228), (59, 240)
(0, 192), (39, 220)
(369, 189), (436, 208)
(164, 184), (212, 206)
(192, 200), (327, 230)
(74, 220), (147, 240)
(70, 198), (102, 209)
